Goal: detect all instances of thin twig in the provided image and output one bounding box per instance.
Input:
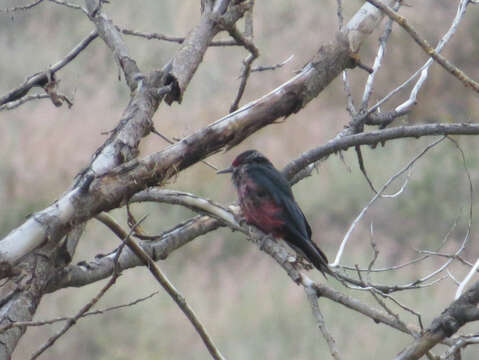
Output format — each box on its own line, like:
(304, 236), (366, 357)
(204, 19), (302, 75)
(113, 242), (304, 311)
(356, 264), (412, 336)
(101, 211), (227, 360)
(244, 0), (254, 38)
(304, 285), (342, 360)
(440, 335), (479, 360)
(359, 1), (399, 112)
(251, 54), (294, 72)
(342, 71), (356, 116)
(332, 136), (446, 267)
(366, 0), (479, 93)
(0, 31), (98, 106)
(0, 0), (44, 12)
(225, 24), (259, 112)
(456, 259), (479, 300)
(48, 0), (87, 13)
(0, 292), (158, 333)
(355, 145), (378, 193)
(30, 218), (144, 360)
(0, 94), (50, 111)
(150, 127), (218, 171)
(335, 0), (344, 31)
(119, 27), (239, 46)
(366, 0), (470, 119)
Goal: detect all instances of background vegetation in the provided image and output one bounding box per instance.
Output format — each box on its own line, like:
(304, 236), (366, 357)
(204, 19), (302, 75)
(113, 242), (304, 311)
(1, 0), (478, 359)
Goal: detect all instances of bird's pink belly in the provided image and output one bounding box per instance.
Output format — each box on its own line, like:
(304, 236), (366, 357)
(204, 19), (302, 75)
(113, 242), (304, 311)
(242, 201), (284, 236)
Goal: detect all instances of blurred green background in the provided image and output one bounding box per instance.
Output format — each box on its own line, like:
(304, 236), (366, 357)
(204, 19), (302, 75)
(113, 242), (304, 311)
(1, 0), (479, 359)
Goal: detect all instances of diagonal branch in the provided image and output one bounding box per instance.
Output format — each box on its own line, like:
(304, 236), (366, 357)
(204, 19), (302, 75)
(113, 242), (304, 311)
(304, 285), (342, 360)
(0, 94), (50, 111)
(49, 122), (479, 291)
(29, 216), (143, 360)
(0, 291), (158, 333)
(366, 0), (479, 93)
(395, 280), (479, 360)
(224, 23), (259, 112)
(98, 212), (226, 360)
(331, 136), (446, 267)
(0, 30), (98, 106)
(0, 0), (44, 12)
(0, 0), (397, 272)
(118, 26), (240, 46)
(83, 0), (140, 90)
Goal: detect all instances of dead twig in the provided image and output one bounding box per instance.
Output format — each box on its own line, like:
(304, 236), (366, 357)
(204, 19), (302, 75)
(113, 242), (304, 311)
(30, 217), (144, 360)
(366, 0), (479, 93)
(0, 31), (98, 106)
(304, 285), (342, 360)
(251, 54), (294, 72)
(0, 0), (44, 12)
(225, 24), (259, 112)
(0, 291), (158, 333)
(99, 211), (226, 360)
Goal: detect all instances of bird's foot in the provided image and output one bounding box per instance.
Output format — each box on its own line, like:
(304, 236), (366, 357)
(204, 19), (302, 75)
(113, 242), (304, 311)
(235, 214), (248, 227)
(292, 254), (313, 271)
(259, 234), (275, 250)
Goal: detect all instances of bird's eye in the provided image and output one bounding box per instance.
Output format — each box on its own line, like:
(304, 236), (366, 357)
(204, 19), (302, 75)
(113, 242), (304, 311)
(257, 190), (267, 198)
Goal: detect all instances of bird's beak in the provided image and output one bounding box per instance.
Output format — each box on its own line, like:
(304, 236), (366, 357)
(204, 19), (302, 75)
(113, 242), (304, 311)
(216, 166), (233, 174)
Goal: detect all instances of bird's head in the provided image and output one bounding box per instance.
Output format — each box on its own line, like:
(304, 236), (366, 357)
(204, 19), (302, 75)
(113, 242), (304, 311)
(217, 150), (271, 174)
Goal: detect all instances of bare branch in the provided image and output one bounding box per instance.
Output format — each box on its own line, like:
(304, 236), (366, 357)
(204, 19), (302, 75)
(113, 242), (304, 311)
(101, 211), (226, 360)
(118, 27), (240, 46)
(366, 0), (479, 93)
(0, 291), (158, 333)
(0, 31), (98, 106)
(305, 285), (342, 360)
(359, 1), (399, 112)
(456, 258), (479, 300)
(366, 0), (470, 120)
(0, 0), (44, 12)
(83, 0), (140, 89)
(224, 24), (259, 112)
(395, 280), (479, 360)
(342, 71), (356, 116)
(440, 335), (479, 360)
(331, 136), (445, 267)
(251, 54), (294, 73)
(0, 94), (49, 111)
(244, 0), (254, 38)
(311, 280), (419, 336)
(48, 0), (87, 12)
(0, 0), (400, 271)
(283, 123), (479, 179)
(30, 216), (143, 360)
(335, 0), (344, 30)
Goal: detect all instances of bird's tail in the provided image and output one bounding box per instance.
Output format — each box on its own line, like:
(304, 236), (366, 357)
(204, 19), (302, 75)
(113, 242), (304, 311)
(292, 239), (332, 278)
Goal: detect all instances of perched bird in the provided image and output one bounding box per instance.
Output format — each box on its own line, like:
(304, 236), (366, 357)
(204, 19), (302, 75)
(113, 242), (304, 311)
(217, 150), (330, 276)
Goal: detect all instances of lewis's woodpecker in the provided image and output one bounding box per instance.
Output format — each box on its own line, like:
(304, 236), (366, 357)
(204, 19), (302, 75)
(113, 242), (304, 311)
(218, 150), (330, 276)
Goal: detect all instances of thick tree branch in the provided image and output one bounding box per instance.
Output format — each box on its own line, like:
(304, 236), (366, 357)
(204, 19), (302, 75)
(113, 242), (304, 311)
(0, 0), (397, 272)
(35, 122), (479, 292)
(164, 1), (251, 104)
(96, 212), (226, 360)
(47, 215), (221, 291)
(84, 0), (140, 90)
(395, 280), (479, 360)
(283, 123), (479, 179)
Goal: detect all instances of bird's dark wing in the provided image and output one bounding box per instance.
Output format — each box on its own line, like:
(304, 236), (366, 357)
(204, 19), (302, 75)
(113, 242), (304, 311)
(247, 164), (329, 275)
(247, 164), (309, 238)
